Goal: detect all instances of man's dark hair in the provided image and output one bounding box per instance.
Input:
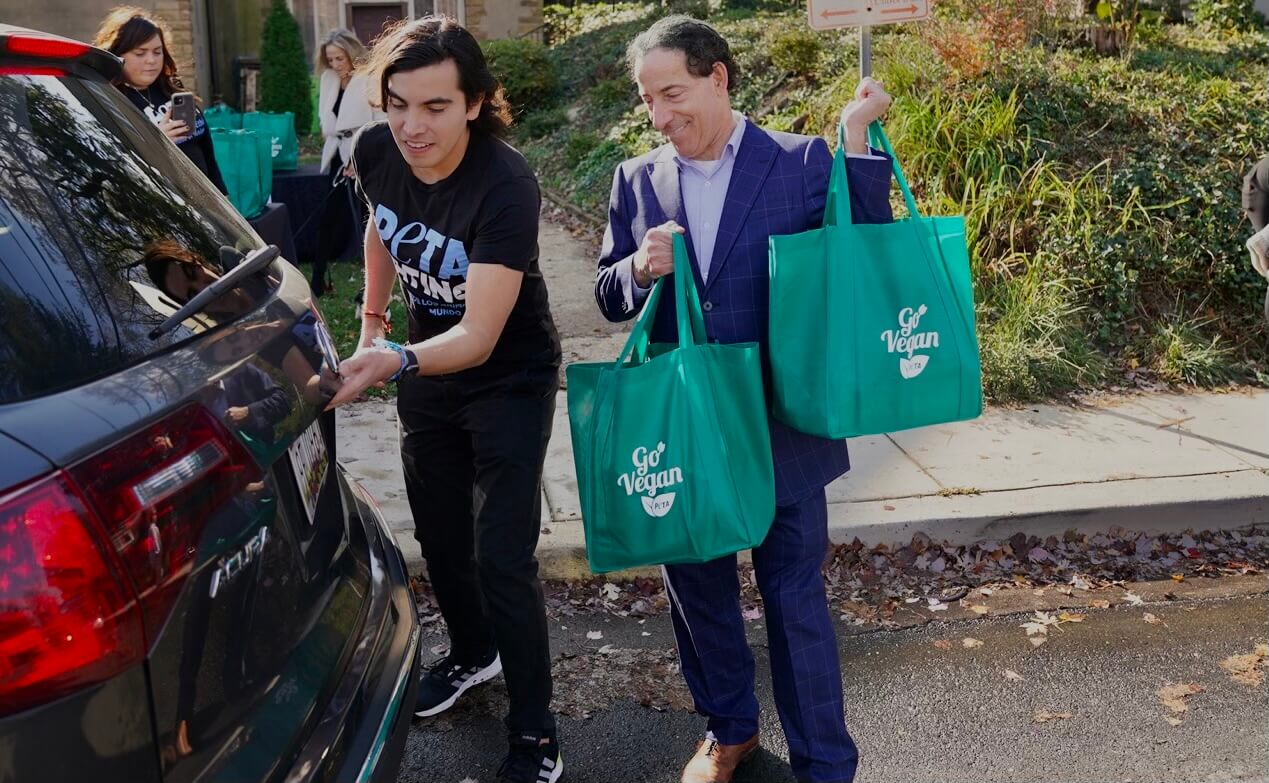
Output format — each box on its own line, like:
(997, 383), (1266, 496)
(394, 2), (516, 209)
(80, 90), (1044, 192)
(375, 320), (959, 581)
(364, 16), (512, 137)
(625, 15), (740, 92)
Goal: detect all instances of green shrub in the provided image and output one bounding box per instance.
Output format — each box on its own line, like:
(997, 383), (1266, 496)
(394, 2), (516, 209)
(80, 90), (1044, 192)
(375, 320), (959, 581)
(517, 107), (569, 139)
(1150, 319), (1238, 385)
(665, 0), (710, 18)
(977, 266), (1106, 401)
(769, 29), (824, 77)
(258, 0), (312, 135)
(588, 76), (636, 112)
(481, 38), (558, 115)
(515, 10), (1269, 399)
(564, 131), (600, 168)
(573, 138), (631, 197)
(1193, 0), (1265, 32)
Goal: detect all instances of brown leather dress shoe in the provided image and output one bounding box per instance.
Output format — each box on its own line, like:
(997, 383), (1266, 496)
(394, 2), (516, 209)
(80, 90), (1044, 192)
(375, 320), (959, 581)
(681, 733), (760, 783)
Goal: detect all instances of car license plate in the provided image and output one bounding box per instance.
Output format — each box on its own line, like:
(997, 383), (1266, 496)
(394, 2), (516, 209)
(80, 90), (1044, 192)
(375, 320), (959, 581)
(287, 420), (328, 524)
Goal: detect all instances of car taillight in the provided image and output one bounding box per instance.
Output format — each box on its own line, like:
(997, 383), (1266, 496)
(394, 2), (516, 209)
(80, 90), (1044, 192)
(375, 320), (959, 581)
(0, 66), (66, 77)
(3, 34), (91, 60)
(0, 405), (259, 715)
(67, 406), (259, 644)
(0, 475), (145, 716)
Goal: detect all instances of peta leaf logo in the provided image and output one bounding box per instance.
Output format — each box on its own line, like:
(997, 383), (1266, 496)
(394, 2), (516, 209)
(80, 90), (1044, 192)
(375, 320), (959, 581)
(900, 354), (929, 379)
(641, 492), (676, 517)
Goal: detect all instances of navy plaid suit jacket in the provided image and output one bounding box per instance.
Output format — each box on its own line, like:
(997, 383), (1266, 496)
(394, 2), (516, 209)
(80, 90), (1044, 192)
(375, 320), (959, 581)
(595, 119), (894, 505)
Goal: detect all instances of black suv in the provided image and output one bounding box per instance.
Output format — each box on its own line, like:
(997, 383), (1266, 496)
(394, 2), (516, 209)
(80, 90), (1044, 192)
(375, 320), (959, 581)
(0, 27), (419, 783)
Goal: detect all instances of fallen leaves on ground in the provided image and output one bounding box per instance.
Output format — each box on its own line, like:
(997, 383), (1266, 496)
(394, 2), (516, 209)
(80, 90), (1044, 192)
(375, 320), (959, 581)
(552, 646), (695, 718)
(586, 630), (603, 640)
(1004, 669), (1025, 682)
(408, 528), (1269, 634)
(1143, 613), (1166, 626)
(962, 637), (984, 649)
(1033, 709), (1074, 723)
(1157, 682), (1204, 723)
(933, 639), (953, 650)
(1220, 644), (1268, 687)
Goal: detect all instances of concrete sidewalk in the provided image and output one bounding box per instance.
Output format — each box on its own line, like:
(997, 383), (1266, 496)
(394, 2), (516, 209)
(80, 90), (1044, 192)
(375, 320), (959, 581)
(337, 389), (1269, 580)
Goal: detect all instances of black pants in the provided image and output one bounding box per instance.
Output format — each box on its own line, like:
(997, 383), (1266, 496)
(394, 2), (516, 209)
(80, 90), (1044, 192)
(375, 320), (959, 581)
(398, 367), (558, 735)
(311, 150), (363, 296)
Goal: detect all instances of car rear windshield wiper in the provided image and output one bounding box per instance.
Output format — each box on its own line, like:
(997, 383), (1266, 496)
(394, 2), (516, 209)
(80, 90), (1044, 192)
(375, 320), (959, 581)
(149, 244), (280, 339)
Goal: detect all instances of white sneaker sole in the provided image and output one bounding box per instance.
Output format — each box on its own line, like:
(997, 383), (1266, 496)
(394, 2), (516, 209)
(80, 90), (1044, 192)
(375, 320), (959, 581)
(414, 654), (502, 717)
(542, 755), (563, 783)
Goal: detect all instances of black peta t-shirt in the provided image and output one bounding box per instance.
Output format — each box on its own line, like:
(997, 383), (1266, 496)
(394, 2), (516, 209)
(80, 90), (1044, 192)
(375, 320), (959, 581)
(352, 122), (560, 381)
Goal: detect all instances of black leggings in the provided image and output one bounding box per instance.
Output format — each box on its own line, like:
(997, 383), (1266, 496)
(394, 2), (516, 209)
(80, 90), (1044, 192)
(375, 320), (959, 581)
(311, 151), (365, 296)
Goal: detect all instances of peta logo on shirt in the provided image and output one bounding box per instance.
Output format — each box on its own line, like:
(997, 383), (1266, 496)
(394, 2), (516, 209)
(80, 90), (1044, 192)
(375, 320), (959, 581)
(616, 442), (684, 517)
(880, 305), (940, 379)
(374, 203), (470, 318)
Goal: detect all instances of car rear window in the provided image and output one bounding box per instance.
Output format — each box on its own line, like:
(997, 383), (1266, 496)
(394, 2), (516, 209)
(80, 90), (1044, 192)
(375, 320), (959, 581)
(0, 72), (274, 404)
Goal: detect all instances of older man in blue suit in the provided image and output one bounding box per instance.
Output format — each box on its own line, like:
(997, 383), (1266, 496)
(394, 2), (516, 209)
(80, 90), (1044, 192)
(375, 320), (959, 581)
(594, 16), (895, 783)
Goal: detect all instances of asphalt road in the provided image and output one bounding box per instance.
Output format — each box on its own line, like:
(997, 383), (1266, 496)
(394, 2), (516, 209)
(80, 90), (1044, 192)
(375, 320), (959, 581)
(397, 592), (1268, 783)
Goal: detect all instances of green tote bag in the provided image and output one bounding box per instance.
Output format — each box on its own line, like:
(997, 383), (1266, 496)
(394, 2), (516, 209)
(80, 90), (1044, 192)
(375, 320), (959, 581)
(768, 121), (982, 438)
(241, 111), (298, 171)
(210, 128), (272, 219)
(203, 103), (241, 130)
(566, 235), (776, 574)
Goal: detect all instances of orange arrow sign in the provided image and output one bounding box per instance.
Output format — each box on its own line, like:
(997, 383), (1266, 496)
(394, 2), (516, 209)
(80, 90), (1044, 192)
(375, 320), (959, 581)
(821, 7), (858, 17)
(880, 3), (919, 13)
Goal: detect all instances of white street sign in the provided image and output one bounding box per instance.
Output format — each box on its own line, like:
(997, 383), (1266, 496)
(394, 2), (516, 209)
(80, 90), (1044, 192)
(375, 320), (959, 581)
(807, 0), (930, 30)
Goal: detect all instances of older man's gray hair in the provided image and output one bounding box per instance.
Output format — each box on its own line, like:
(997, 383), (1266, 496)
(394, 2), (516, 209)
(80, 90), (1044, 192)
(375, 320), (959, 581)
(626, 15), (741, 91)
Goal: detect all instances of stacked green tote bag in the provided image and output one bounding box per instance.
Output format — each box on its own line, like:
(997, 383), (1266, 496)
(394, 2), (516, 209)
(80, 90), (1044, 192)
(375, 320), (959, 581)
(203, 103), (241, 131)
(210, 128), (273, 219)
(566, 235), (776, 574)
(241, 111), (298, 171)
(769, 121), (982, 438)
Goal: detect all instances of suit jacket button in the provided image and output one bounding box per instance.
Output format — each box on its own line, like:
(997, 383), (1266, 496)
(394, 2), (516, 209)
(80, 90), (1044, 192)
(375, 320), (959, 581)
(703, 301), (714, 312)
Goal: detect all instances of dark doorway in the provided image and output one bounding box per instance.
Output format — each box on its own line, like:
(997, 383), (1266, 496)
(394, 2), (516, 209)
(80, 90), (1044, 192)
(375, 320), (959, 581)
(348, 3), (408, 46)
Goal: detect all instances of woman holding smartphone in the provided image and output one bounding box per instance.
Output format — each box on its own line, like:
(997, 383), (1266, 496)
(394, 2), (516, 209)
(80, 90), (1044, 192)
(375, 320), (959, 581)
(94, 6), (227, 194)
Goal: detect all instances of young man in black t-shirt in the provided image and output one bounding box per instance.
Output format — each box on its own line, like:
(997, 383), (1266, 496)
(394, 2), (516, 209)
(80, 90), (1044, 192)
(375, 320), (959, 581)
(324, 17), (563, 783)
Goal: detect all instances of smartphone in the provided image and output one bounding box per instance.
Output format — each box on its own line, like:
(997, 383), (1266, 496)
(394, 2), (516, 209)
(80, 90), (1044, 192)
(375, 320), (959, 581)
(169, 91), (196, 131)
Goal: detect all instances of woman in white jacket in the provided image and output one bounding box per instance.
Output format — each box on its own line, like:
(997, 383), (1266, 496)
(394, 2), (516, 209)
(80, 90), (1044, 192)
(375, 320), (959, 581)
(313, 28), (381, 296)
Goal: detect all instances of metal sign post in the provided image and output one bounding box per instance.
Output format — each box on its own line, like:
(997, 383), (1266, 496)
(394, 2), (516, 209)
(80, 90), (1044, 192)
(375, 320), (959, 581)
(807, 0), (930, 77)
(860, 24), (872, 78)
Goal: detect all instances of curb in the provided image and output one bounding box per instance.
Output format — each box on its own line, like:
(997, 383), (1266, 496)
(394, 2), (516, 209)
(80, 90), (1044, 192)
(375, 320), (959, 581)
(392, 470), (1269, 583)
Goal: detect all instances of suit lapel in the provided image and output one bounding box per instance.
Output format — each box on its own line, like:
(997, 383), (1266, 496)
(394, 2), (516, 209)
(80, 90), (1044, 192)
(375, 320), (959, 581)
(705, 121), (778, 296)
(647, 146), (706, 296)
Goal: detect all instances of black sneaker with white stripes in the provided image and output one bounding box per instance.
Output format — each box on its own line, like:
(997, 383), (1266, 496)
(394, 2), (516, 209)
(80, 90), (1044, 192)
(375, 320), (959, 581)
(414, 650), (502, 717)
(497, 733), (563, 783)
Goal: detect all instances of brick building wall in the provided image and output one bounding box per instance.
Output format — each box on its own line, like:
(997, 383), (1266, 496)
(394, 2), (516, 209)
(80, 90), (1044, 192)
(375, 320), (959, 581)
(4, 0), (203, 95)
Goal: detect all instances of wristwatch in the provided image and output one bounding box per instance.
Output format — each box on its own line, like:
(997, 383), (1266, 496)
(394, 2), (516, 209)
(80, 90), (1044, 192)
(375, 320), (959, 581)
(373, 338), (419, 382)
